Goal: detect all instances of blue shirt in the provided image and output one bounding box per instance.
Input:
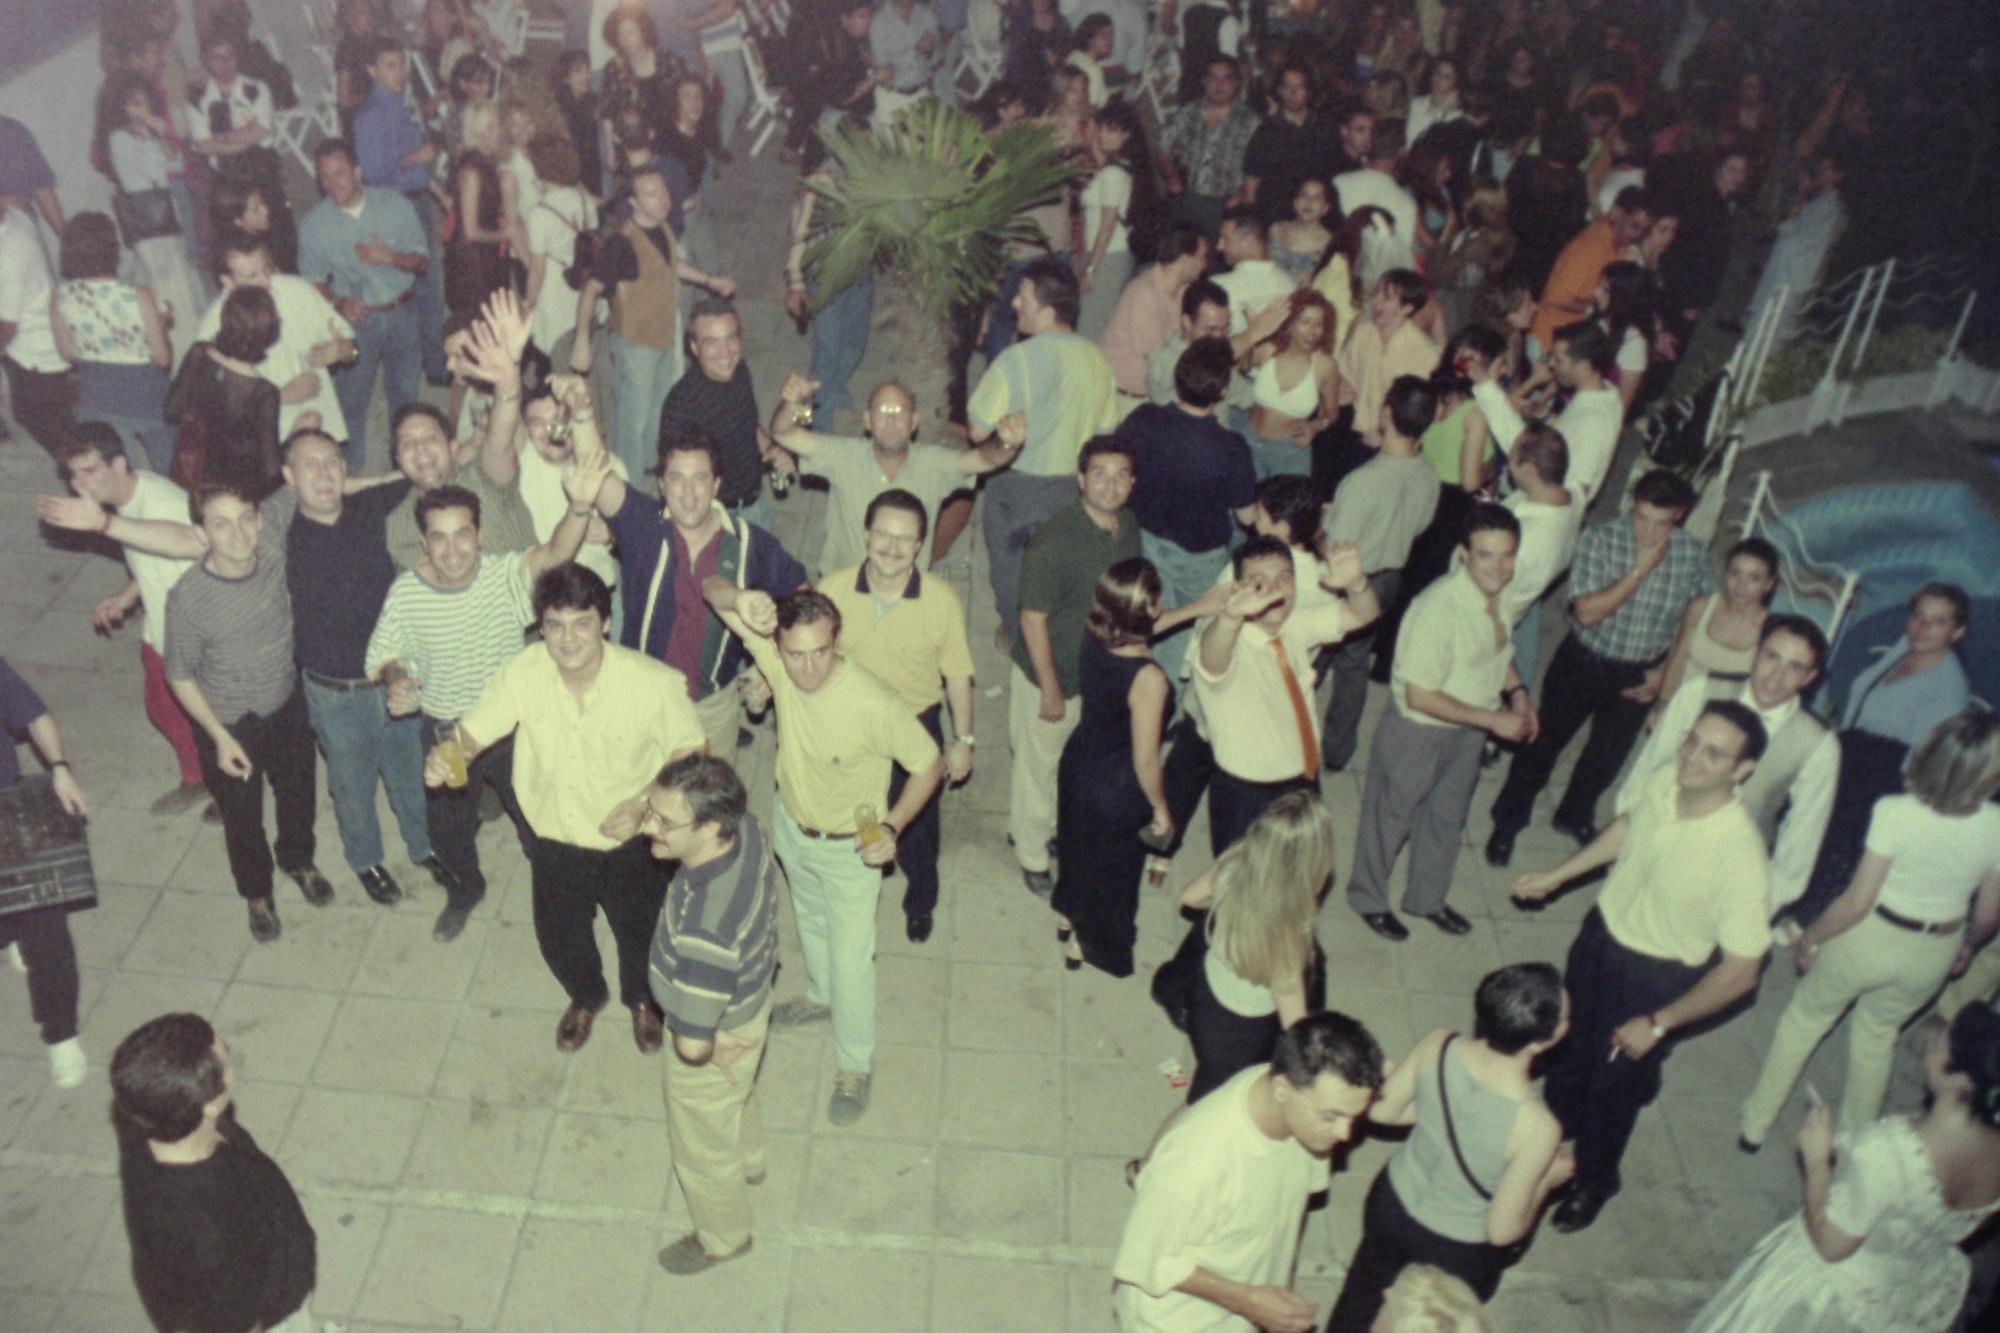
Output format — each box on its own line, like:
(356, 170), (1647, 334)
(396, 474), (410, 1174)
(351, 84), (431, 194)
(1842, 639), (1971, 746)
(299, 188), (426, 308)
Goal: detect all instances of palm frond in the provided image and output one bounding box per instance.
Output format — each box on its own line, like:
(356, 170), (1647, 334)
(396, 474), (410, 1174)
(802, 102), (1080, 322)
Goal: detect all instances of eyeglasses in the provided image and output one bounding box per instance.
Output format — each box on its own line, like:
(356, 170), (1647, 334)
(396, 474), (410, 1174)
(639, 807), (695, 836)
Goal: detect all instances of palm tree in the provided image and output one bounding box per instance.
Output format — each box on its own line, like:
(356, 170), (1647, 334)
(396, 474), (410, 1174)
(801, 101), (1080, 438)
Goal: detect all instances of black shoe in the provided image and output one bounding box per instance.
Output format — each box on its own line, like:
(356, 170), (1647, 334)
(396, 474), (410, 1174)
(1420, 905), (1473, 936)
(1551, 1182), (1617, 1233)
(905, 912), (934, 944)
(356, 865), (403, 906)
(287, 865), (335, 907)
(1359, 911), (1410, 942)
(1550, 815), (1598, 846)
(1022, 869), (1054, 899)
(432, 903), (474, 942)
(416, 854), (461, 897)
(1484, 827), (1517, 867)
(1321, 759), (1347, 774)
(247, 896), (281, 942)
(1736, 1134), (1762, 1155)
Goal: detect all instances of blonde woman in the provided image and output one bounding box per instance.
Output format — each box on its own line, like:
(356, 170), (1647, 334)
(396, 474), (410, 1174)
(1739, 708), (2000, 1146)
(1177, 792), (1332, 1100)
(1372, 1264), (1493, 1332)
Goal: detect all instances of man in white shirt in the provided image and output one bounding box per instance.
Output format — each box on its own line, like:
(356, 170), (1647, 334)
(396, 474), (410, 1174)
(0, 201), (71, 455)
(1190, 534), (1377, 854)
(1615, 613), (1837, 918)
(1498, 423), (1583, 683)
(1114, 1012), (1384, 1332)
(185, 30), (278, 184)
(1333, 119), (1418, 249)
(1212, 208), (1298, 336)
(1474, 321), (1625, 507)
(55, 427), (205, 815)
(198, 231), (358, 460)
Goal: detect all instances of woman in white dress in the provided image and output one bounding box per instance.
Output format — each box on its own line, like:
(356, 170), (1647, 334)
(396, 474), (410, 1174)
(1689, 1000), (2000, 1333)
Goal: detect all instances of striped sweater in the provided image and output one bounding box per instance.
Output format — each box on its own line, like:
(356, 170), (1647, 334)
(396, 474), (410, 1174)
(648, 812), (779, 1040)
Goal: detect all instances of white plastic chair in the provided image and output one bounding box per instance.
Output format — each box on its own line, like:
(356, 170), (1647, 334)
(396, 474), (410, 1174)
(954, 0), (1006, 101)
(1138, 31), (1181, 123)
(741, 38), (789, 158)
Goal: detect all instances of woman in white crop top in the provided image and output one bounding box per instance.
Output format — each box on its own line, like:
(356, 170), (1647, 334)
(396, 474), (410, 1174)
(1240, 289), (1339, 479)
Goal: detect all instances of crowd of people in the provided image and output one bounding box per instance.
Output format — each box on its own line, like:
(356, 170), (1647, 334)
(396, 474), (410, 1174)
(1, 0), (1998, 1329)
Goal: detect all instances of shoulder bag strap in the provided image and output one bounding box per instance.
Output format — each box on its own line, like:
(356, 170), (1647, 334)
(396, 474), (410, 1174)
(1436, 1033), (1494, 1202)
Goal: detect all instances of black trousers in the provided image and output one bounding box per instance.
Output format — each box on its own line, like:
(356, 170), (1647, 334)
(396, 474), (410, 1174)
(1325, 1171), (1516, 1332)
(195, 688), (317, 901)
(422, 718), (529, 911)
(0, 906), (80, 1044)
(1491, 636), (1655, 835)
(1208, 769), (1317, 857)
(887, 705), (945, 918)
(1186, 945), (1281, 1104)
(1791, 730), (1906, 929)
(1161, 714), (1217, 856)
(1543, 909), (1703, 1193)
(530, 836), (666, 1012)
(3, 357), (76, 457)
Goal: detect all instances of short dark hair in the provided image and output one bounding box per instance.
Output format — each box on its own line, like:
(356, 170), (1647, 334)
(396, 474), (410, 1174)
(57, 421), (128, 471)
(527, 130), (582, 188)
(1759, 612), (1828, 671)
(1698, 698), (1768, 764)
(1911, 581), (1971, 628)
(1271, 1011), (1386, 1092)
(111, 1013), (227, 1143)
(58, 212), (121, 280)
(190, 480), (260, 524)
(1473, 962), (1565, 1055)
(214, 225), (274, 277)
(1174, 337), (1235, 408)
(214, 284), (280, 362)
(654, 752), (747, 843)
(1254, 475), (1320, 551)
(1233, 532), (1295, 578)
(1513, 423), (1569, 485)
(1074, 13), (1114, 48)
(1631, 467), (1696, 514)
(1553, 319), (1617, 376)
(314, 136), (359, 169)
(1463, 500), (1521, 547)
(1384, 374), (1439, 441)
(416, 482), (482, 535)
(1155, 222), (1207, 266)
(1378, 268), (1427, 314)
(1613, 184), (1654, 217)
(776, 589), (842, 638)
(1077, 434), (1136, 476)
(392, 401), (453, 445)
(1220, 206), (1268, 247)
(533, 563), (612, 622)
(654, 420), (719, 476)
(864, 488), (930, 542)
(363, 33), (404, 66)
(686, 297), (740, 338)
(1021, 255), (1082, 329)
(1182, 278), (1229, 321)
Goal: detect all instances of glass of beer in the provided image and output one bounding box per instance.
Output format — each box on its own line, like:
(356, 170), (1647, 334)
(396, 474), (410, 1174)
(435, 722), (470, 789)
(854, 803), (886, 850)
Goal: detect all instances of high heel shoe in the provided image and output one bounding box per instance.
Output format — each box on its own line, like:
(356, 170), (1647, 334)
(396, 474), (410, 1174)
(1064, 954), (1082, 971)
(1056, 923), (1072, 943)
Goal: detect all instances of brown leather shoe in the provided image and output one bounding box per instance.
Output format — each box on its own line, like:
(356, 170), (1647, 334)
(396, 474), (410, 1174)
(555, 1004), (598, 1052)
(631, 1003), (664, 1054)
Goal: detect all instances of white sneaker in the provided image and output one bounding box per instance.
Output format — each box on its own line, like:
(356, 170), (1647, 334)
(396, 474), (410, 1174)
(48, 1038), (87, 1089)
(5, 942), (23, 973)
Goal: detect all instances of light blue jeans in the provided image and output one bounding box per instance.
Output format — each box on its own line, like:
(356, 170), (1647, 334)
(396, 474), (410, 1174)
(83, 410), (178, 475)
(609, 332), (681, 483)
(335, 302), (423, 472)
(773, 803), (882, 1073)
(302, 677), (432, 875)
(1231, 406), (1312, 480)
(808, 273), (876, 420)
(1141, 529), (1231, 684)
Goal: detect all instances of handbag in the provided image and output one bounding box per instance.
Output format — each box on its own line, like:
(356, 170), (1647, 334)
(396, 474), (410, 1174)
(112, 188), (181, 246)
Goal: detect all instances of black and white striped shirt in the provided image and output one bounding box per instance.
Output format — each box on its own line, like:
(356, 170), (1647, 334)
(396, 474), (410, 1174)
(364, 553), (535, 720)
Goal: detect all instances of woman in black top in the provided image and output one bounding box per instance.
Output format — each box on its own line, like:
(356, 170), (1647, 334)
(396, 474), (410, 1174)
(165, 285), (282, 497)
(600, 5), (681, 144)
(112, 1013), (316, 1333)
(553, 50), (605, 195)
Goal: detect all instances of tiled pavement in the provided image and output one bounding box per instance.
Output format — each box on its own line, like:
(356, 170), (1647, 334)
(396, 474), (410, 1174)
(0, 134), (1928, 1333)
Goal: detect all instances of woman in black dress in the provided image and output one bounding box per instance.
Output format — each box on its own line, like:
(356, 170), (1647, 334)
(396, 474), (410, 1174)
(1052, 558), (1174, 978)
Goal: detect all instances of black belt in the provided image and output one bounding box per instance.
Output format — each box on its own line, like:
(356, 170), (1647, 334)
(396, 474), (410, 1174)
(1875, 904), (1964, 937)
(1568, 639), (1664, 672)
(302, 668), (381, 693)
(794, 824), (856, 841)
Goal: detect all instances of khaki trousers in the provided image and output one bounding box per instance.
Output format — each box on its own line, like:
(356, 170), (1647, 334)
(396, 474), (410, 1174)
(694, 686), (742, 764)
(1006, 663), (1080, 875)
(1740, 912), (1962, 1140)
(664, 999), (771, 1255)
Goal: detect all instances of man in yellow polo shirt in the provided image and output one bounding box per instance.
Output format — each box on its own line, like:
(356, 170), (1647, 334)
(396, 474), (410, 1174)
(433, 565), (706, 1056)
(820, 490), (975, 946)
(1512, 700), (1771, 1233)
(705, 582), (944, 1125)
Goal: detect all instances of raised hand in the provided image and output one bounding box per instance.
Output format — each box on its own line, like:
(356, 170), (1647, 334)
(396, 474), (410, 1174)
(1223, 576), (1284, 622)
(561, 446), (614, 508)
(1321, 540), (1365, 591)
(736, 590), (778, 636)
(38, 494), (108, 533)
(463, 315), (522, 391)
(479, 288), (532, 363)
(547, 373), (595, 418)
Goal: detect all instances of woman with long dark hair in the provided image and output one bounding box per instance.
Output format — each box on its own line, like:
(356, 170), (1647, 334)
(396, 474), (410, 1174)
(1075, 100), (1147, 340)
(1240, 289), (1340, 479)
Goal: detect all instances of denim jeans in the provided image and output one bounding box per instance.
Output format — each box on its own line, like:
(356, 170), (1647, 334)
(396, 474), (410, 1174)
(335, 302), (422, 471)
(405, 191), (448, 380)
(1141, 530), (1230, 684)
(86, 410), (179, 475)
(1231, 406), (1312, 480)
(808, 273), (875, 420)
(773, 803), (883, 1073)
(302, 677), (432, 874)
(610, 332), (680, 483)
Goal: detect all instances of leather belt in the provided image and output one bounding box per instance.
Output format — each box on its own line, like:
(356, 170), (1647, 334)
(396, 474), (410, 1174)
(793, 824), (856, 841)
(302, 668), (381, 693)
(365, 289), (416, 314)
(1875, 904), (1965, 937)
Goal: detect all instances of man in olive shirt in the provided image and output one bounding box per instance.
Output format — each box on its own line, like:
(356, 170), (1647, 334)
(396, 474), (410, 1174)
(437, 565), (706, 1055)
(705, 585), (944, 1127)
(382, 402), (537, 571)
(1009, 436), (1140, 896)
(820, 491), (976, 944)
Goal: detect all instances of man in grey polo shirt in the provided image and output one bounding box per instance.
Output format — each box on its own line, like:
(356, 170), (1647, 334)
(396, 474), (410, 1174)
(769, 375), (1021, 575)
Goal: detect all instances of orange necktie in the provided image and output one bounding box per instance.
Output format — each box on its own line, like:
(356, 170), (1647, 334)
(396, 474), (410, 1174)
(1272, 638), (1321, 778)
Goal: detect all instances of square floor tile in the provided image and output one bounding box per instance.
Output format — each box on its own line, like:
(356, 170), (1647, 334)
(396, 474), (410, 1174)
(211, 982), (341, 1084)
(402, 1099), (555, 1196)
(840, 1044), (941, 1142)
(311, 994), (457, 1095)
(638, 1235), (792, 1330)
(467, 919), (570, 1009)
(496, 1217), (652, 1332)
(875, 953), (948, 1047)
(785, 1244), (932, 1332)
(232, 908), (376, 992)
(932, 1255), (1070, 1332)
(948, 961), (1060, 1051)
(936, 1147), (1064, 1244)
(432, 1007), (572, 1107)
(801, 1136), (938, 1236)
(278, 1088), (425, 1188)
(535, 1112), (674, 1211)
(350, 909), (483, 1001)
(939, 1050), (1063, 1151)
(0, 1169), (118, 1292)
(295, 1193), (390, 1318)
(1067, 1153), (1137, 1249)
(119, 889), (254, 980)
(1063, 1057), (1183, 1158)
(353, 1207), (521, 1327)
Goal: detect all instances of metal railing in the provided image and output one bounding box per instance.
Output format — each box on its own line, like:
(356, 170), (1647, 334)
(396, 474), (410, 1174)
(1736, 468), (1862, 648)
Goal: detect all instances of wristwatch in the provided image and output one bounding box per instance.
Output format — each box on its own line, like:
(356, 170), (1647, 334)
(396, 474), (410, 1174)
(1647, 1014), (1667, 1040)
(955, 735), (975, 749)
